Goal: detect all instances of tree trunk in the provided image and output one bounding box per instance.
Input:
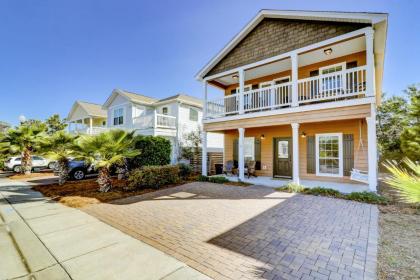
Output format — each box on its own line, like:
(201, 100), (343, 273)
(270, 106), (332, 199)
(21, 149), (32, 175)
(57, 158), (69, 185)
(97, 167), (112, 192)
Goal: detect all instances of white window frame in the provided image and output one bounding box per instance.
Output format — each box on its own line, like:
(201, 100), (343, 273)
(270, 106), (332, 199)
(272, 76), (291, 85)
(189, 108), (198, 121)
(236, 85), (252, 93)
(161, 107), (169, 115)
(244, 137), (255, 161)
(319, 62), (346, 75)
(315, 133), (343, 177)
(112, 107), (125, 126)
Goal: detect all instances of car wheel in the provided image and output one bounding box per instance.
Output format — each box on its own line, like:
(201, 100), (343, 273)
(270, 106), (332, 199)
(48, 162), (56, 170)
(13, 165), (21, 173)
(72, 169), (85, 180)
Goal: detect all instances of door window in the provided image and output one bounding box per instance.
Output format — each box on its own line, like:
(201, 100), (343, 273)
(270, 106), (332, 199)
(319, 63), (345, 93)
(244, 137), (255, 161)
(278, 141), (289, 159)
(316, 133), (343, 177)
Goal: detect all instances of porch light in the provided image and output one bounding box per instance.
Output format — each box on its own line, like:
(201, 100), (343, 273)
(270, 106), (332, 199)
(301, 132), (306, 138)
(260, 134), (265, 140)
(232, 74), (239, 80)
(324, 48), (333, 55)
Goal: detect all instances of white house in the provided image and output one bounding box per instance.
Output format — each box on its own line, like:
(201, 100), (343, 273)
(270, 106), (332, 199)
(67, 101), (108, 135)
(97, 89), (224, 163)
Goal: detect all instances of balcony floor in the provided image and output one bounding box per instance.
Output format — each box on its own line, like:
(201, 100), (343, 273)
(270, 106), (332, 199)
(222, 175), (369, 193)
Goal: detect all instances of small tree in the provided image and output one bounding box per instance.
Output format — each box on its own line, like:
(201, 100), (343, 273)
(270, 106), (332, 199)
(45, 114), (68, 135)
(383, 158), (420, 204)
(41, 131), (76, 185)
(179, 129), (202, 161)
(73, 130), (140, 192)
(400, 85), (420, 161)
(0, 122), (47, 174)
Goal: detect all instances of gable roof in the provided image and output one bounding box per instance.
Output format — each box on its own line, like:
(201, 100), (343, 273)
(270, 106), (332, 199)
(103, 89), (158, 108)
(154, 94), (203, 108)
(67, 101), (107, 121)
(196, 9), (388, 80)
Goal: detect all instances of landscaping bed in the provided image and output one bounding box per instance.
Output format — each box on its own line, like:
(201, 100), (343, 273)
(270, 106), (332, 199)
(9, 171), (55, 180)
(32, 178), (184, 208)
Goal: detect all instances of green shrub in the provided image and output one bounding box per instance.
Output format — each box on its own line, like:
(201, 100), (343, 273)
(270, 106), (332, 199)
(127, 165), (179, 189)
(346, 191), (389, 205)
(129, 136), (171, 169)
(208, 176), (229, 184)
(303, 187), (344, 198)
(197, 175), (208, 182)
(178, 163), (193, 179)
(276, 183), (306, 193)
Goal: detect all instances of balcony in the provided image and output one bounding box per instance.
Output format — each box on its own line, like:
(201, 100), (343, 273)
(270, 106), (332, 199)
(205, 66), (367, 119)
(133, 113), (177, 130)
(70, 126), (108, 135)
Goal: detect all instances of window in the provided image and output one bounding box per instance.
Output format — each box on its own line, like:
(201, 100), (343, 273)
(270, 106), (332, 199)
(273, 76), (290, 85)
(189, 108), (198, 121)
(162, 107), (168, 115)
(244, 137), (255, 161)
(319, 63), (346, 92)
(113, 108), (124, 125)
(32, 156), (43, 160)
(320, 63), (345, 75)
(278, 141), (289, 159)
(316, 133), (343, 177)
(346, 61), (358, 69)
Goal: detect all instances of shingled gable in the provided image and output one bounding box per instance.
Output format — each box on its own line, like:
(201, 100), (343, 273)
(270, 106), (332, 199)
(205, 18), (369, 77)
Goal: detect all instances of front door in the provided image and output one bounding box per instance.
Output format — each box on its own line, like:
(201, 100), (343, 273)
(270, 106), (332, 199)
(273, 137), (292, 178)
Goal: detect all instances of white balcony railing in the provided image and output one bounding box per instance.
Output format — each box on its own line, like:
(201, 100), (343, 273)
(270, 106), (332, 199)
(71, 126), (108, 135)
(133, 113), (176, 130)
(205, 66), (367, 119)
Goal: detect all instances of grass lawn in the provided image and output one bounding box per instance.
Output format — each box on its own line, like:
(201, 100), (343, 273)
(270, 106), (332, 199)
(377, 183), (420, 280)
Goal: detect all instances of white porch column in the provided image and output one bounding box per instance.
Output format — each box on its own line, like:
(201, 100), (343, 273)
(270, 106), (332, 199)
(89, 117), (93, 135)
(203, 81), (208, 119)
(291, 53), (299, 107)
(238, 69), (245, 114)
(291, 123), (300, 185)
(238, 127), (245, 181)
(365, 28), (375, 97)
(201, 130), (208, 176)
(366, 110), (378, 192)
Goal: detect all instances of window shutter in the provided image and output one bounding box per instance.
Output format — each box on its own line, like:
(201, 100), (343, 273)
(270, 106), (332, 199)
(343, 134), (354, 176)
(233, 139), (238, 168)
(306, 136), (315, 174)
(255, 138), (261, 170)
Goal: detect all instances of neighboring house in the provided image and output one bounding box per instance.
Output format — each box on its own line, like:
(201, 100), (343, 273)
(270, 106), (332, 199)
(0, 121), (11, 132)
(67, 101), (108, 135)
(197, 10), (388, 191)
(102, 89), (223, 163)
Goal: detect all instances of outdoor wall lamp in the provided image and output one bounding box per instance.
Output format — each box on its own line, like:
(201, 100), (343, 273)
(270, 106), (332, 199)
(232, 74), (239, 80)
(324, 48), (333, 55)
(301, 132), (306, 138)
(260, 134), (265, 140)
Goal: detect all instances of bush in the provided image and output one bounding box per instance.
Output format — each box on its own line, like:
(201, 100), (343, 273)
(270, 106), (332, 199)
(197, 175), (208, 182)
(178, 163), (193, 179)
(302, 187), (344, 198)
(346, 191), (389, 205)
(127, 165), (179, 189)
(129, 136), (171, 169)
(276, 183), (305, 193)
(208, 176), (229, 184)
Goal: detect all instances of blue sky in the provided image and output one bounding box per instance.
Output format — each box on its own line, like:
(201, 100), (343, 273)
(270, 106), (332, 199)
(0, 0), (418, 125)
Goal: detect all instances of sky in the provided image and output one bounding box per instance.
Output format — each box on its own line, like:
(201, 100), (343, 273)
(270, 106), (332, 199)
(0, 0), (418, 126)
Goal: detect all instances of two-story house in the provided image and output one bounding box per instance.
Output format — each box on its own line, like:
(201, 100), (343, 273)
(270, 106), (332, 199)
(97, 89), (224, 163)
(197, 10), (388, 192)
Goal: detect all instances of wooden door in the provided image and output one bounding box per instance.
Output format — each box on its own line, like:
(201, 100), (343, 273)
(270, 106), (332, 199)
(273, 137), (292, 178)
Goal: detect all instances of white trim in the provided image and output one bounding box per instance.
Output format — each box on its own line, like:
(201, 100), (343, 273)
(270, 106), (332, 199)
(273, 76), (291, 84)
(204, 97), (375, 124)
(315, 133), (343, 178)
(196, 10), (386, 80)
(259, 76), (291, 88)
(291, 123), (300, 184)
(319, 62), (346, 73)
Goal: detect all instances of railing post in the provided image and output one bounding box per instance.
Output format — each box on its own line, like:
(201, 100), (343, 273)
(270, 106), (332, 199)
(238, 69), (245, 114)
(203, 81), (208, 119)
(365, 28), (375, 97)
(291, 53), (299, 107)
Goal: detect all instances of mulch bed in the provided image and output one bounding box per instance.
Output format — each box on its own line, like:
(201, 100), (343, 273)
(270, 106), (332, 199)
(377, 182), (420, 280)
(32, 178), (184, 208)
(9, 172), (55, 180)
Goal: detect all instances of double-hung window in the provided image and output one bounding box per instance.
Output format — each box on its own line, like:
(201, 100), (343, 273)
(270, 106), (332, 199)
(244, 137), (255, 162)
(189, 108), (198, 121)
(113, 108), (124, 126)
(316, 133), (343, 177)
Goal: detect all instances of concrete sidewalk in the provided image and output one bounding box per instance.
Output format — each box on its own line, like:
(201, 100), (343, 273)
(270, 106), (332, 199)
(0, 179), (210, 280)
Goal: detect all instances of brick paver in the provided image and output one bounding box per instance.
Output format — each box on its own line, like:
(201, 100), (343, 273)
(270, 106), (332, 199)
(85, 182), (378, 280)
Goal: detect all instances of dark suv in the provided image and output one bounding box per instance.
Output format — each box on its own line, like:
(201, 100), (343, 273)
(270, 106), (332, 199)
(56, 160), (97, 180)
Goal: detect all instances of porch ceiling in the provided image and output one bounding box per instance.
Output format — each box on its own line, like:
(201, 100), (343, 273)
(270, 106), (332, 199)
(212, 36), (366, 87)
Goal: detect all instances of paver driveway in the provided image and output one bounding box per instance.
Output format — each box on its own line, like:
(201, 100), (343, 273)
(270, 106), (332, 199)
(86, 182), (378, 280)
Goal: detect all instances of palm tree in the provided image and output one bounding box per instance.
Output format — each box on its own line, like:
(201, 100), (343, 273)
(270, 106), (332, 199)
(73, 130), (140, 192)
(41, 131), (77, 185)
(0, 123), (47, 174)
(383, 158), (420, 204)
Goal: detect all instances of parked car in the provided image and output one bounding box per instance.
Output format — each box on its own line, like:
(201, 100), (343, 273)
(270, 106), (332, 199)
(64, 160), (97, 180)
(4, 156), (52, 173)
